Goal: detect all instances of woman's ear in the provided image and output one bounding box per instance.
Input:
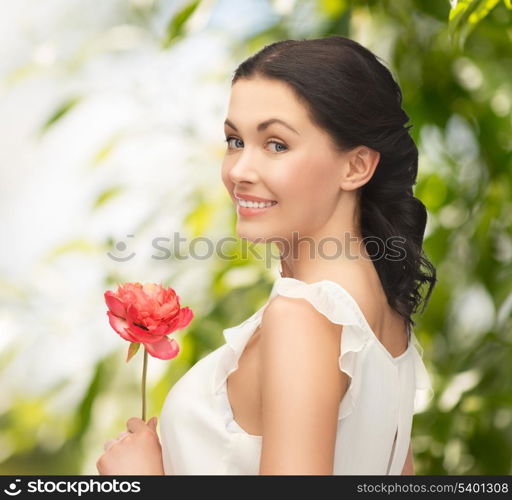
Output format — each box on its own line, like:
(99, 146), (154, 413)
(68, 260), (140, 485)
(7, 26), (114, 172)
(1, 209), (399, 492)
(340, 146), (380, 191)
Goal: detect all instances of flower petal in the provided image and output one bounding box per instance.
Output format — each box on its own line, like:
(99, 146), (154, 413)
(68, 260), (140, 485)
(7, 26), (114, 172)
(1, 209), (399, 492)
(152, 323), (174, 336)
(107, 311), (137, 342)
(143, 337), (180, 360)
(176, 307), (194, 329)
(124, 304), (158, 343)
(104, 291), (126, 318)
(156, 307), (194, 336)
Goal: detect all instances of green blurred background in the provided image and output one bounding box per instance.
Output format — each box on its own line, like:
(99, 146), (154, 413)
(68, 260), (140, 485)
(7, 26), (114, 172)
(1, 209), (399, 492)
(0, 0), (511, 475)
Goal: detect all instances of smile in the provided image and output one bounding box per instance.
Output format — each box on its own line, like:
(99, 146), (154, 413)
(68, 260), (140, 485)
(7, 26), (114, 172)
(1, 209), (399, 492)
(236, 199), (278, 217)
(237, 199), (277, 208)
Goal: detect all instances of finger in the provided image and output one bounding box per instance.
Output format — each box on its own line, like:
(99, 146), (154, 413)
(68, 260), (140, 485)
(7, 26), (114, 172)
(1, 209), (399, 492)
(126, 417), (148, 433)
(117, 431), (130, 440)
(103, 439), (117, 452)
(148, 416), (158, 431)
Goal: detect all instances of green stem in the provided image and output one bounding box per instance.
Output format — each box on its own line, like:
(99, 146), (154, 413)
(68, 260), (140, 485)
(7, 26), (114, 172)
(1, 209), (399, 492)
(142, 348), (148, 421)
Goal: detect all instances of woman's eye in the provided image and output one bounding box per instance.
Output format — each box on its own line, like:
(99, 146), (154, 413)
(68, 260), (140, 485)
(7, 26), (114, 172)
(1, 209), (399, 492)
(224, 137), (288, 153)
(267, 141), (287, 153)
(225, 137), (243, 149)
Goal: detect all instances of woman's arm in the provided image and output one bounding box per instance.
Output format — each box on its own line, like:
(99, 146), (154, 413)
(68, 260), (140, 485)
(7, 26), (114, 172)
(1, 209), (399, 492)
(401, 441), (415, 475)
(258, 296), (349, 475)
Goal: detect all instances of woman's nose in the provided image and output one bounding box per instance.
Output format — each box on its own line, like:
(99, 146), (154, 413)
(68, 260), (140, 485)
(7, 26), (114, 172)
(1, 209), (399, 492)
(228, 155), (259, 184)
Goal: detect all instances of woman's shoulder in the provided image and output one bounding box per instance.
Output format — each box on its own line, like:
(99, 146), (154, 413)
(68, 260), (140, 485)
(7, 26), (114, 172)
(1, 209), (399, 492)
(257, 285), (352, 412)
(265, 264), (378, 326)
(242, 273), (368, 369)
(263, 289), (345, 336)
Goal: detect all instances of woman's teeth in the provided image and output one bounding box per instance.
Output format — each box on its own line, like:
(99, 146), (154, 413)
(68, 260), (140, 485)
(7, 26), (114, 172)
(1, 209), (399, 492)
(237, 199), (277, 209)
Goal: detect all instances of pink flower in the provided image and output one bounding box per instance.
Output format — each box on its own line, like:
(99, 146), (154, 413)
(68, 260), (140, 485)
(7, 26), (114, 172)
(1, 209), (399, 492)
(104, 282), (193, 360)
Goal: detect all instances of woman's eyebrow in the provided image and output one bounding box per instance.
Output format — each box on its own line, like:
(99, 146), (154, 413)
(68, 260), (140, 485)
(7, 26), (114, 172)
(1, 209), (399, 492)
(224, 117), (300, 135)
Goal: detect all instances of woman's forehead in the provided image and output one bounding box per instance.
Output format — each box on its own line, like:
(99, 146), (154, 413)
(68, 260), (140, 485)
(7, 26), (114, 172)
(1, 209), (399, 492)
(229, 78), (306, 113)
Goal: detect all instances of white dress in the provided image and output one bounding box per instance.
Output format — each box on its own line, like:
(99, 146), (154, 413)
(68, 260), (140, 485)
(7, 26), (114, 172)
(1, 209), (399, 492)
(159, 273), (434, 475)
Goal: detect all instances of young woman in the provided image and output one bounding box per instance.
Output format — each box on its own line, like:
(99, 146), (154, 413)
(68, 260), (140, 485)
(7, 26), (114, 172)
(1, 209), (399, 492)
(96, 35), (436, 476)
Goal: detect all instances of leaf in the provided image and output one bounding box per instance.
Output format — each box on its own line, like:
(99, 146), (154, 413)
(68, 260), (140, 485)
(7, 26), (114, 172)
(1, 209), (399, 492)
(183, 191), (214, 238)
(40, 96), (80, 132)
(318, 0), (347, 17)
(92, 186), (123, 210)
(162, 0), (201, 49)
(126, 342), (141, 362)
(41, 238), (96, 265)
(91, 134), (122, 166)
(448, 0), (502, 50)
(505, 0), (512, 9)
(468, 0), (501, 23)
(448, 0), (474, 23)
(70, 358), (107, 440)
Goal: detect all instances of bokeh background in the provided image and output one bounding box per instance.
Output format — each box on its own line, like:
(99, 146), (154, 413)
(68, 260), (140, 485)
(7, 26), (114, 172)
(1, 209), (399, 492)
(1, 0), (511, 475)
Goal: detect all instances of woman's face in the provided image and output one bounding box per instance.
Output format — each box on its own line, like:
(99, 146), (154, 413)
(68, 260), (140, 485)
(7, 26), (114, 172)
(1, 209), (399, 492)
(221, 76), (351, 246)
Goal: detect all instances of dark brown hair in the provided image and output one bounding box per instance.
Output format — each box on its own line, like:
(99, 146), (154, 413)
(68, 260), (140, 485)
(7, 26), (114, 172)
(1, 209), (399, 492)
(231, 35), (437, 334)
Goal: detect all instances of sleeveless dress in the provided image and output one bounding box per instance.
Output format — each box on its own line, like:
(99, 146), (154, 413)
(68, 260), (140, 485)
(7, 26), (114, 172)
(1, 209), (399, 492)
(159, 273), (434, 475)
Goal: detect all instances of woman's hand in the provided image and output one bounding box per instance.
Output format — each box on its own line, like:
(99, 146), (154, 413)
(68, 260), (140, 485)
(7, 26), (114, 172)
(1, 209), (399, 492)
(96, 416), (165, 475)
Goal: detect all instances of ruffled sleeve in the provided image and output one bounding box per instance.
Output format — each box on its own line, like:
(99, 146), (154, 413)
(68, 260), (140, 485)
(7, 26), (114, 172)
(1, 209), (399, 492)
(410, 332), (434, 414)
(269, 277), (374, 421)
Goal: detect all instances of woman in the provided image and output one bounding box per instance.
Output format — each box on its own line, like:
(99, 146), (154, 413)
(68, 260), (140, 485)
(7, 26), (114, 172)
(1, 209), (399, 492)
(96, 35), (436, 476)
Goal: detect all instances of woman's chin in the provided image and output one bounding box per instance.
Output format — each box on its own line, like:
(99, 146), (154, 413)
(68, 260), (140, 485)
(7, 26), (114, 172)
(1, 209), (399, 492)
(237, 233), (261, 243)
(236, 230), (272, 243)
